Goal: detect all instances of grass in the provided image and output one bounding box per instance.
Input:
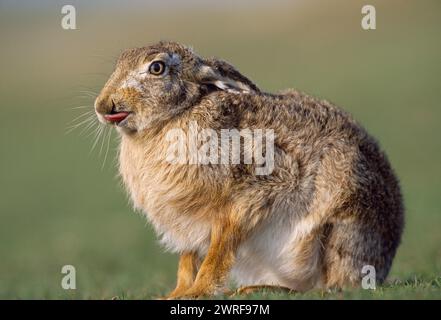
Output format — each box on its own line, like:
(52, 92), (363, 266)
(0, 0), (440, 299)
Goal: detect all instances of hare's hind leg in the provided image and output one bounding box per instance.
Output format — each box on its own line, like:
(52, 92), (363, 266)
(321, 219), (393, 289)
(278, 222), (330, 292)
(322, 222), (367, 289)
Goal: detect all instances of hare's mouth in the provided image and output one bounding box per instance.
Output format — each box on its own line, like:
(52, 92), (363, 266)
(103, 103), (131, 124)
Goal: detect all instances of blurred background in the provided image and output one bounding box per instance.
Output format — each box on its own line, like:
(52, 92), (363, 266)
(0, 0), (440, 299)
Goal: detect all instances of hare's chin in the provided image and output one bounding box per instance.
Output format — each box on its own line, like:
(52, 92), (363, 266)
(115, 118), (137, 134)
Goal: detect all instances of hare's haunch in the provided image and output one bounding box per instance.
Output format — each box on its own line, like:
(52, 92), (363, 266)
(94, 41), (404, 298)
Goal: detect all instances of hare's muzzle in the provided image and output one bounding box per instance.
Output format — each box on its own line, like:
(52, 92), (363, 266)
(95, 94), (130, 124)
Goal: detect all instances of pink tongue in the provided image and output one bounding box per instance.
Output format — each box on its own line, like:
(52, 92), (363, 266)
(104, 112), (130, 123)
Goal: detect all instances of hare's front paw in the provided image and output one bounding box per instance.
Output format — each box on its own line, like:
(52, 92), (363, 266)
(160, 287), (191, 300)
(179, 285), (215, 299)
(179, 284), (232, 299)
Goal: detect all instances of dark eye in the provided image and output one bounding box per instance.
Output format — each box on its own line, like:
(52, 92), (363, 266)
(149, 61), (166, 75)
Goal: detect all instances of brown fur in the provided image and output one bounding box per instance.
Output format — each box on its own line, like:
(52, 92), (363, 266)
(94, 41), (404, 298)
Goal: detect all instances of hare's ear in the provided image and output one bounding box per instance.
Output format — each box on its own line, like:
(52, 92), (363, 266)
(196, 58), (260, 94)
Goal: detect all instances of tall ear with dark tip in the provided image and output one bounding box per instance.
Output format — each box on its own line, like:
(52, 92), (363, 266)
(197, 58), (260, 94)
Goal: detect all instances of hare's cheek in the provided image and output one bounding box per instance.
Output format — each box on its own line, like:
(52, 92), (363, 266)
(120, 87), (140, 99)
(160, 81), (184, 101)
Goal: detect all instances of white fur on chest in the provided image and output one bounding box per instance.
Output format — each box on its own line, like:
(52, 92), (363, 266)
(150, 209), (211, 254)
(119, 137), (211, 254)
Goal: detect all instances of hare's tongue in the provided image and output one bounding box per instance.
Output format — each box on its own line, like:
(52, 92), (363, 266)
(104, 112), (130, 123)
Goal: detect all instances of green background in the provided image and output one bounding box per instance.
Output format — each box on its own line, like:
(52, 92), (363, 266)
(0, 0), (440, 299)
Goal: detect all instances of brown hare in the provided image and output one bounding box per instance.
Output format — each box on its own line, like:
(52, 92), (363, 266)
(94, 41), (404, 299)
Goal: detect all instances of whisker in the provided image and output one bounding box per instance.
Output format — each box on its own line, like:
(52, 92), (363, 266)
(67, 110), (94, 125)
(68, 105), (93, 110)
(76, 84), (99, 88)
(66, 117), (96, 134)
(90, 125), (104, 154)
(67, 101), (116, 167)
(66, 115), (95, 133)
(78, 90), (98, 97)
(76, 87), (98, 92)
(99, 126), (109, 156)
(79, 118), (98, 136)
(101, 128), (113, 170)
(85, 123), (102, 138)
(76, 95), (96, 100)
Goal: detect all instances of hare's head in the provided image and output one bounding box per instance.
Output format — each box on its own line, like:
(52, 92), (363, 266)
(94, 41), (259, 133)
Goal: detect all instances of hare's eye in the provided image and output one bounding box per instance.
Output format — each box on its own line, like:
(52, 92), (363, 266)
(149, 61), (166, 75)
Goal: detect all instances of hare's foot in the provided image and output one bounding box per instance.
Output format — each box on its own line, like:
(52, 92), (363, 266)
(161, 252), (200, 300)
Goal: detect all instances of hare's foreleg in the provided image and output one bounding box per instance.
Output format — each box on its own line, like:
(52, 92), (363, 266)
(165, 252), (200, 299)
(179, 217), (243, 299)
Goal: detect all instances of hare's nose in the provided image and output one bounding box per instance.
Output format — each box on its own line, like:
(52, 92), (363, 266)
(94, 95), (115, 115)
